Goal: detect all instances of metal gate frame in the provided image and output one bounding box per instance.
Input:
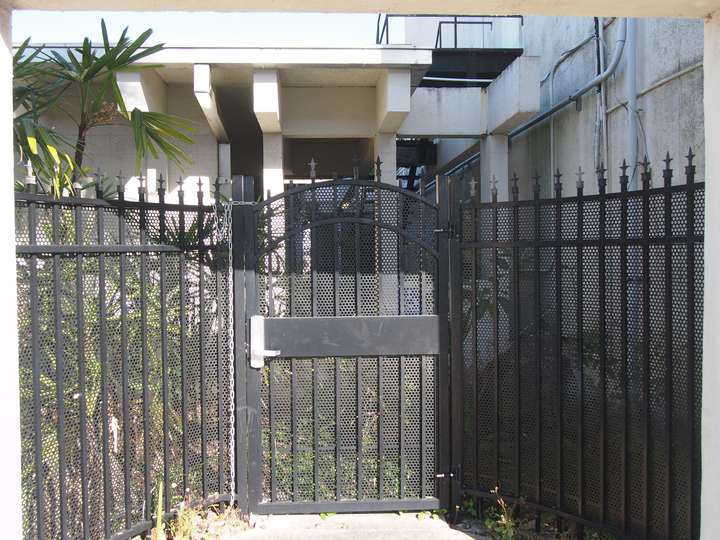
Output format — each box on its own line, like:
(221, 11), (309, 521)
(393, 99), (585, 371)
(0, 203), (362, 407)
(231, 175), (455, 514)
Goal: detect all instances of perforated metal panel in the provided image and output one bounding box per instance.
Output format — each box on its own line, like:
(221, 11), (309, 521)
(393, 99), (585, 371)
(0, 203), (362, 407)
(456, 157), (704, 540)
(252, 180), (441, 511)
(15, 191), (234, 540)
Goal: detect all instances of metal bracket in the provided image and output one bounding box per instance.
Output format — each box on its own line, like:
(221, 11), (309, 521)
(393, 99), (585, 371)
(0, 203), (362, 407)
(249, 315), (281, 368)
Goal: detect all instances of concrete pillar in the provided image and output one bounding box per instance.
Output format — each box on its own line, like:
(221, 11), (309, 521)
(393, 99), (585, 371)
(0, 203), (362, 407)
(373, 133), (396, 185)
(481, 135), (509, 201)
(263, 133), (284, 196)
(702, 11), (720, 540)
(0, 5), (22, 539)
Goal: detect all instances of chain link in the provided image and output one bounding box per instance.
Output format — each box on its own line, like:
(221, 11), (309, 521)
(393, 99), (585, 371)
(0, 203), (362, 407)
(215, 198), (235, 504)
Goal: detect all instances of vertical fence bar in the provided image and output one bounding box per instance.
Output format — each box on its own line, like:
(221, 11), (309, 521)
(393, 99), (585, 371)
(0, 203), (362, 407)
(74, 195), (89, 537)
(471, 201), (479, 490)
(52, 200), (68, 539)
(96, 185), (111, 537)
(138, 182), (152, 520)
(641, 157), (651, 533)
(51, 199), (68, 539)
(198, 181), (208, 499)
(158, 177), (171, 512)
(597, 166), (607, 524)
(619, 162), (629, 533)
(685, 149), (697, 538)
(179, 182), (189, 494)
(333, 184), (342, 502)
(436, 175), (451, 507)
(28, 193), (45, 540)
(553, 171), (563, 511)
(492, 179), (500, 487)
(449, 175), (464, 509)
(311, 184), (320, 503)
(356, 186), (364, 500)
(533, 175), (542, 505)
(117, 180), (131, 529)
(576, 172), (584, 520)
(511, 174), (521, 496)
(662, 154), (673, 538)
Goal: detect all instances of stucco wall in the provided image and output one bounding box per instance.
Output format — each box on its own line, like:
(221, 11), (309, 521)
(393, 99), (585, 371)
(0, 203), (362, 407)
(36, 83), (218, 202)
(509, 16), (704, 196)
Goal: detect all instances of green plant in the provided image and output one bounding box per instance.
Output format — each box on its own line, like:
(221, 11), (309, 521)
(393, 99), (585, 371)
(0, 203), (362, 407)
(484, 487), (521, 540)
(169, 500), (200, 540)
(14, 20), (193, 195)
(319, 512), (336, 520)
(461, 496), (478, 518)
(154, 480), (165, 540)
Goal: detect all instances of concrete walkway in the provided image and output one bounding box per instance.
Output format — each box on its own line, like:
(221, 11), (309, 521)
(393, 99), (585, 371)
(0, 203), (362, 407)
(233, 513), (489, 540)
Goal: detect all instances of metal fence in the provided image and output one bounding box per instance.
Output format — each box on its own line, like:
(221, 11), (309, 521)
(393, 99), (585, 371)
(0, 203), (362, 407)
(15, 178), (234, 540)
(452, 151), (703, 538)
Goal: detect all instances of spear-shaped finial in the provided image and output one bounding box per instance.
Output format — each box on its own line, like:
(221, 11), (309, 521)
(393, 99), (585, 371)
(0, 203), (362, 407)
(596, 163), (607, 194)
(490, 174), (498, 201)
(575, 165), (584, 191)
(532, 171), (541, 198)
(510, 173), (519, 200)
(309, 157), (317, 182)
(662, 151), (673, 187)
(468, 176), (478, 198)
(686, 147), (696, 184)
(375, 155), (383, 183)
(620, 159), (629, 191)
(640, 155), (652, 189)
(553, 168), (562, 198)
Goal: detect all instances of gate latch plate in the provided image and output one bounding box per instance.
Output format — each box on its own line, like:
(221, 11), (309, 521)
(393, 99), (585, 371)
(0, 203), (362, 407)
(250, 315), (281, 368)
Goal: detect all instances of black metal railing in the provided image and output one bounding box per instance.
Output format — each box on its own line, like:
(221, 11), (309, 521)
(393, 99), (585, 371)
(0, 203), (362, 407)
(451, 151), (703, 538)
(375, 14), (522, 48)
(15, 178), (234, 540)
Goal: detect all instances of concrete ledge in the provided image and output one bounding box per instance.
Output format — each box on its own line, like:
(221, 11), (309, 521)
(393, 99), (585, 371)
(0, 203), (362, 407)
(487, 56), (540, 135)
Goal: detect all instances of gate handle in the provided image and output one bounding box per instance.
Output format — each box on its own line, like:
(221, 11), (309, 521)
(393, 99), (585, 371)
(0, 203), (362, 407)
(250, 315), (281, 368)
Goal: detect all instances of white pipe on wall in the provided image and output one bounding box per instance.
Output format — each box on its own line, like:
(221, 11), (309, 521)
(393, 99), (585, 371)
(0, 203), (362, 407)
(627, 18), (638, 189)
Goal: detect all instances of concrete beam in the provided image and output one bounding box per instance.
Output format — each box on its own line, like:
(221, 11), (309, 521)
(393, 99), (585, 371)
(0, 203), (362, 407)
(376, 69), (411, 133)
(487, 56), (540, 134)
(116, 68), (167, 113)
(253, 69), (282, 134)
(398, 87), (486, 138)
(194, 64), (229, 143)
(10, 0), (719, 18)
(281, 86), (376, 138)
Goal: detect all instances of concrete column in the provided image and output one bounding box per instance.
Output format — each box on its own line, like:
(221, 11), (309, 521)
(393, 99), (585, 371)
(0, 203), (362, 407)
(0, 5), (22, 539)
(263, 133), (284, 196)
(481, 135), (509, 201)
(373, 133), (396, 184)
(702, 12), (720, 540)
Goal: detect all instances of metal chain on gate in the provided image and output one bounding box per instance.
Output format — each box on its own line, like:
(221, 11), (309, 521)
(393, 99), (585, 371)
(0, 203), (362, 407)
(215, 196), (236, 504)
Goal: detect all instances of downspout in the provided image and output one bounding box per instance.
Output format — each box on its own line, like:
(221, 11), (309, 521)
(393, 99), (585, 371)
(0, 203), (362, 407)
(626, 19), (638, 189)
(508, 18), (628, 141)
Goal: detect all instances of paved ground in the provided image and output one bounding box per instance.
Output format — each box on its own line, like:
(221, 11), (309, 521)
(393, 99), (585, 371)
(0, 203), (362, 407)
(232, 513), (489, 540)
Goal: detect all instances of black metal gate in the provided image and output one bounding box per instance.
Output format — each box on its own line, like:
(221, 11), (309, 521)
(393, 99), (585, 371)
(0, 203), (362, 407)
(233, 176), (451, 514)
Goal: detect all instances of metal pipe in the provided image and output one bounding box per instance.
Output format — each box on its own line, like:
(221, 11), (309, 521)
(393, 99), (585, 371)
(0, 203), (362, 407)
(508, 18), (627, 140)
(626, 19), (638, 189)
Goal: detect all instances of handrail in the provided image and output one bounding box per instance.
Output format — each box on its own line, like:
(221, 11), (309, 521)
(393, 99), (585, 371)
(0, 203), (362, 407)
(375, 14), (522, 46)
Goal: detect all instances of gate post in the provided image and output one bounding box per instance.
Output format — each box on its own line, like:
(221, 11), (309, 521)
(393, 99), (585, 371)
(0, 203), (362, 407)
(232, 175), (254, 514)
(446, 175), (464, 512)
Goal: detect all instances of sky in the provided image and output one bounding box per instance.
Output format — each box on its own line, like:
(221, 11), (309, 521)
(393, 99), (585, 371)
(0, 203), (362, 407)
(12, 11), (380, 47)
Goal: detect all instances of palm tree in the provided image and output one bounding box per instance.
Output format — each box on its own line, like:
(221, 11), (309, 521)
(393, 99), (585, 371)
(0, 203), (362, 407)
(14, 20), (193, 196)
